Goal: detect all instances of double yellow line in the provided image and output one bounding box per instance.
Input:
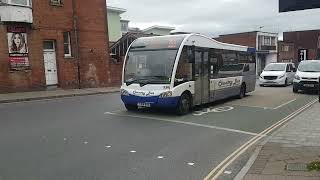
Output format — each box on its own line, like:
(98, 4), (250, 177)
(204, 98), (318, 180)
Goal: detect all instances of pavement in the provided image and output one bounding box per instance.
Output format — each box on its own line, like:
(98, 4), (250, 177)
(238, 102), (320, 180)
(0, 87), (119, 103)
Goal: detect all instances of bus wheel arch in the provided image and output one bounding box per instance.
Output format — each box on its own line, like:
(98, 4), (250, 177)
(176, 91), (192, 115)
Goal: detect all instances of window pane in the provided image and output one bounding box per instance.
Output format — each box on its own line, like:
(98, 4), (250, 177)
(175, 47), (193, 86)
(51, 0), (61, 4)
(63, 32), (69, 44)
(10, 0), (28, 5)
(64, 44), (70, 55)
(43, 41), (54, 50)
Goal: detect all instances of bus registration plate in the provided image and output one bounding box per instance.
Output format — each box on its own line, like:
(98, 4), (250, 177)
(137, 102), (151, 107)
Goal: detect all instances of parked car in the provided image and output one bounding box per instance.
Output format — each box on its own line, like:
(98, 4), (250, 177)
(259, 63), (296, 87)
(293, 60), (320, 93)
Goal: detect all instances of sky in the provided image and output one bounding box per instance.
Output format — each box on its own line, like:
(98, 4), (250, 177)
(107, 0), (320, 39)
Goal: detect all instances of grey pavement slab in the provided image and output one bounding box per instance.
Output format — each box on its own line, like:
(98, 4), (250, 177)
(0, 87), (119, 103)
(242, 103), (320, 180)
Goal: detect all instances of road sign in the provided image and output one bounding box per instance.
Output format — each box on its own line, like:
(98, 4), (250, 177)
(279, 0), (320, 13)
(298, 49), (308, 62)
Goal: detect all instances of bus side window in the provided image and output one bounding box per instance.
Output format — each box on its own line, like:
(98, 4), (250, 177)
(175, 47), (193, 86)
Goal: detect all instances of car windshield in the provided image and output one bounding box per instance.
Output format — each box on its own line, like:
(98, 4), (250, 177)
(298, 61), (320, 72)
(124, 49), (178, 85)
(264, 64), (286, 71)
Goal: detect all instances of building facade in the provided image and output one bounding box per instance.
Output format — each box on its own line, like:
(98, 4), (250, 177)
(215, 31), (278, 75)
(106, 6), (126, 44)
(278, 41), (295, 63)
(0, 0), (110, 93)
(279, 30), (320, 64)
(142, 25), (175, 36)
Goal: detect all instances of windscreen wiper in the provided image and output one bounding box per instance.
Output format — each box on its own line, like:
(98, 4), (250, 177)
(125, 79), (139, 86)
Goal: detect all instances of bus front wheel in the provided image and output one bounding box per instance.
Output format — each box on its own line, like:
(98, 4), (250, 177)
(176, 93), (191, 115)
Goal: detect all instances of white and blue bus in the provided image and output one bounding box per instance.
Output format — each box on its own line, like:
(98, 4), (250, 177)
(121, 34), (256, 114)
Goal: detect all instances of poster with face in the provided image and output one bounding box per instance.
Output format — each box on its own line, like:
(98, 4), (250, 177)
(7, 32), (28, 54)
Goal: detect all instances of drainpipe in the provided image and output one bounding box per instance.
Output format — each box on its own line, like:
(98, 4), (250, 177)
(72, 0), (81, 89)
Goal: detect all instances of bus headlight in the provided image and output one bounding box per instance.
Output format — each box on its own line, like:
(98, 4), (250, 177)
(159, 91), (173, 98)
(120, 89), (129, 96)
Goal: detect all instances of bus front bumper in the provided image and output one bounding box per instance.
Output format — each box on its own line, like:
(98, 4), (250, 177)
(121, 95), (180, 108)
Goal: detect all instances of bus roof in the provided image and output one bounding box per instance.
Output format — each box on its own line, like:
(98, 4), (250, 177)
(131, 34), (252, 52)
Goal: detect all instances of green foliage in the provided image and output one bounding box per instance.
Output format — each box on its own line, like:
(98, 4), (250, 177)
(307, 161), (320, 171)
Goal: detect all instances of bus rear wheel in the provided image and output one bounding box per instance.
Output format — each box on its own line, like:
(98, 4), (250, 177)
(238, 84), (246, 99)
(176, 93), (191, 115)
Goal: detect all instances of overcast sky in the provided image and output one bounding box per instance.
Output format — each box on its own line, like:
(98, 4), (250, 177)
(108, 0), (320, 39)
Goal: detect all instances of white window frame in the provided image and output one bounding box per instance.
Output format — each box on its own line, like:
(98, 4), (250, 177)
(263, 36), (271, 46)
(50, 0), (62, 6)
(63, 32), (72, 57)
(6, 0), (32, 7)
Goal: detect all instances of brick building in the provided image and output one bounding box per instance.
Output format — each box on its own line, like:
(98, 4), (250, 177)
(0, 0), (111, 93)
(279, 30), (320, 65)
(215, 31), (278, 75)
(278, 41), (295, 63)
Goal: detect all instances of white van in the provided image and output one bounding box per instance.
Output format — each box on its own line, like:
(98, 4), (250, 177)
(293, 60), (320, 93)
(259, 63), (296, 86)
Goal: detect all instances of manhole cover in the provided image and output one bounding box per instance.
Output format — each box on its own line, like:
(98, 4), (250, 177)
(286, 163), (308, 171)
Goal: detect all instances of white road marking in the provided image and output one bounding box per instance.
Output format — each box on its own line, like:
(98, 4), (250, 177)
(157, 156), (164, 159)
(130, 150), (136, 153)
(224, 171), (232, 175)
(187, 162), (195, 166)
(273, 98), (296, 109)
(204, 98), (318, 180)
(104, 112), (263, 137)
(228, 104), (273, 109)
(193, 106), (235, 116)
(84, 141), (88, 144)
(105, 145), (111, 148)
(228, 98), (297, 110)
(63, 138), (67, 141)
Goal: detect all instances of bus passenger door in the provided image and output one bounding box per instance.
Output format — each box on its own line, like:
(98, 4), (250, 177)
(202, 51), (209, 104)
(194, 49), (210, 105)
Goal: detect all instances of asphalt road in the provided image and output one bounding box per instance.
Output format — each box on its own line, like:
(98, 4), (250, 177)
(0, 86), (317, 180)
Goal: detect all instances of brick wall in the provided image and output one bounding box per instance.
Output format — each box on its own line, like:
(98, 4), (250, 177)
(0, 0), (111, 93)
(74, 0), (110, 88)
(278, 42), (295, 63)
(283, 30), (320, 61)
(215, 32), (257, 48)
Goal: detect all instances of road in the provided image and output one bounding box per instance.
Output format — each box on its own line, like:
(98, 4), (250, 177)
(0, 86), (317, 180)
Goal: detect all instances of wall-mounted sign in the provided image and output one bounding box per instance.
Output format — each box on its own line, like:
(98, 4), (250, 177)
(298, 49), (308, 62)
(7, 25), (29, 70)
(9, 55), (30, 71)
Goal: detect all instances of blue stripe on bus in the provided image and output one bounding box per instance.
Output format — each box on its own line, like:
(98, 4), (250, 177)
(121, 95), (180, 108)
(247, 47), (256, 53)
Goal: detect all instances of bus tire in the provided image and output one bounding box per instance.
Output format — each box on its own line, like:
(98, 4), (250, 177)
(293, 86), (298, 93)
(176, 93), (191, 115)
(284, 78), (288, 87)
(125, 104), (138, 111)
(238, 83), (246, 99)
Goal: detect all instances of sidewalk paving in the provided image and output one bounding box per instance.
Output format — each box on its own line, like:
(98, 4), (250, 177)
(240, 102), (320, 180)
(0, 87), (120, 103)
